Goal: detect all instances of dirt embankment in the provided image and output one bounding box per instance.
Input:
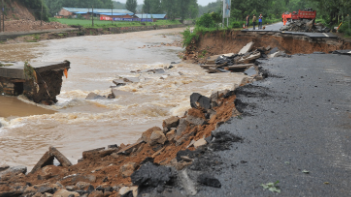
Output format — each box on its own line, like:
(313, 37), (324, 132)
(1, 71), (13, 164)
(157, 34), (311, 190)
(0, 87), (243, 196)
(0, 0), (68, 32)
(184, 30), (351, 60)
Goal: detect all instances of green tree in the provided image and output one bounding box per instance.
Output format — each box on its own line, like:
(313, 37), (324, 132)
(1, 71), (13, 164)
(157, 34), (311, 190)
(161, 0), (178, 19)
(20, 0), (50, 21)
(143, 0), (152, 13)
(197, 13), (215, 27)
(126, 0), (137, 14)
(188, 0), (199, 19)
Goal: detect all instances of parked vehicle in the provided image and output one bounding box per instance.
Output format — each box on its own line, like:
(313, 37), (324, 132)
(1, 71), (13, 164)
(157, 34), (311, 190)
(282, 9), (316, 22)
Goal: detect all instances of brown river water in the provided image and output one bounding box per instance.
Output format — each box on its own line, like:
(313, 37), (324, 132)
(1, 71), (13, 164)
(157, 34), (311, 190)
(0, 28), (246, 169)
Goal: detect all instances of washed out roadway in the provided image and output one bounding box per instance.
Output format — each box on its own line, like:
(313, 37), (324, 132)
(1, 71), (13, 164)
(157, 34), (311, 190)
(194, 54), (351, 196)
(244, 21), (337, 38)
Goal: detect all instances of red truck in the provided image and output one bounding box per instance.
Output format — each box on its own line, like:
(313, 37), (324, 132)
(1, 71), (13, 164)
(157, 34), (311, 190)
(282, 12), (292, 21)
(283, 9), (316, 21)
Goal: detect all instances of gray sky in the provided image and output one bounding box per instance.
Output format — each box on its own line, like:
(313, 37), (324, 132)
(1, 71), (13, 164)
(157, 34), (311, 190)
(113, 0), (217, 6)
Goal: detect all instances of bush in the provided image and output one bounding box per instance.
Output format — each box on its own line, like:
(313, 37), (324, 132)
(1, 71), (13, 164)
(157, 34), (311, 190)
(196, 13), (215, 28)
(77, 14), (83, 20)
(232, 21), (244, 28)
(211, 12), (222, 23)
(338, 18), (350, 34)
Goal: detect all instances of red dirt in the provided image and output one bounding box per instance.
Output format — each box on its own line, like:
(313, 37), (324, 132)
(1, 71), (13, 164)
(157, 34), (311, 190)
(0, 1), (69, 32)
(2, 90), (239, 196)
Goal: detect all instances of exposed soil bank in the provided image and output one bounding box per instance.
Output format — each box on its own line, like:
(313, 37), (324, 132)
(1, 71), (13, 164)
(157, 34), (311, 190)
(0, 87), (243, 196)
(185, 30), (351, 59)
(0, 24), (187, 43)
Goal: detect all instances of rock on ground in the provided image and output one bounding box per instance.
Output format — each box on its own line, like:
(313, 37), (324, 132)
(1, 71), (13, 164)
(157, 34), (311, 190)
(141, 127), (167, 146)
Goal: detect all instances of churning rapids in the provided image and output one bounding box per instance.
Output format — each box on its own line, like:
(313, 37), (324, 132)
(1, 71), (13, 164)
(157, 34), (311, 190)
(0, 28), (246, 170)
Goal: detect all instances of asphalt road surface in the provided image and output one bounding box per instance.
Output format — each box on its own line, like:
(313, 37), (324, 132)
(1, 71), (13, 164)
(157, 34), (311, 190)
(193, 53), (351, 196)
(249, 21), (285, 31)
(244, 21), (337, 38)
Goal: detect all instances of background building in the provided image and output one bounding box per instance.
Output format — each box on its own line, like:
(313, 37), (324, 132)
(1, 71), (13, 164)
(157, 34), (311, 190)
(58, 7), (133, 19)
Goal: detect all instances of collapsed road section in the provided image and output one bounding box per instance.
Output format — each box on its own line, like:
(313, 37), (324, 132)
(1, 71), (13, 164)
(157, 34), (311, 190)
(193, 52), (351, 197)
(0, 29), (350, 197)
(0, 61), (70, 104)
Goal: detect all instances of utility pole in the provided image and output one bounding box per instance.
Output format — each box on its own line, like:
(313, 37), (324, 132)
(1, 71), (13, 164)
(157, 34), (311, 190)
(92, 6), (94, 27)
(2, 0), (4, 32)
(111, 6), (113, 23)
(0, 1), (2, 32)
(41, 2), (43, 26)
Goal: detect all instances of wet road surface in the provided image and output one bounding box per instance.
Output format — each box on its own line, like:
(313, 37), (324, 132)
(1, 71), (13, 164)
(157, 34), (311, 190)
(193, 54), (351, 196)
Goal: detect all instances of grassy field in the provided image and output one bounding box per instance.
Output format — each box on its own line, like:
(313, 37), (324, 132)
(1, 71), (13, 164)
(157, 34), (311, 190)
(50, 18), (182, 28)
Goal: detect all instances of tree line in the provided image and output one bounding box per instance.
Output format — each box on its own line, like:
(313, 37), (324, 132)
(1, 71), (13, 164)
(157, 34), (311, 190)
(124, 0), (198, 19)
(14, 0), (351, 28)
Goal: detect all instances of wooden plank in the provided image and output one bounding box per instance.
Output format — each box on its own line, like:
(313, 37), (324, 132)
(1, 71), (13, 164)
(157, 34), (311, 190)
(30, 151), (54, 174)
(225, 64), (255, 70)
(117, 140), (144, 154)
(82, 147), (105, 159)
(201, 62), (228, 69)
(49, 146), (72, 167)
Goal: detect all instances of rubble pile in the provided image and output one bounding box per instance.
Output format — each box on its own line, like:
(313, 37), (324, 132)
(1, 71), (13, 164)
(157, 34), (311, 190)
(0, 86), (245, 197)
(200, 42), (290, 74)
(280, 19), (330, 33)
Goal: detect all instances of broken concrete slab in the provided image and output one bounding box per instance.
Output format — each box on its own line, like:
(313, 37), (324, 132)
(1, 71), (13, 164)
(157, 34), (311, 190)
(31, 147), (72, 174)
(176, 119), (191, 136)
(166, 129), (176, 142)
(30, 151), (54, 174)
(190, 93), (211, 110)
(119, 186), (138, 197)
(49, 147), (72, 167)
(206, 55), (221, 64)
(123, 77), (140, 83)
(0, 165), (9, 172)
(162, 116), (180, 132)
(117, 140), (144, 155)
(82, 147), (105, 159)
(186, 115), (205, 126)
(238, 42), (254, 54)
(146, 68), (165, 74)
(237, 51), (261, 63)
(0, 166), (27, 180)
(226, 63), (255, 71)
(331, 50), (351, 55)
(85, 93), (106, 100)
(111, 89), (133, 97)
(112, 79), (126, 86)
(194, 138), (207, 148)
(268, 47), (279, 55)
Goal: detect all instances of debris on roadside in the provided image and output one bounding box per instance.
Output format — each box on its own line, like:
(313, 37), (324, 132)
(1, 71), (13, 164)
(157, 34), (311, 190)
(280, 19), (330, 33)
(331, 50), (351, 55)
(199, 43), (289, 74)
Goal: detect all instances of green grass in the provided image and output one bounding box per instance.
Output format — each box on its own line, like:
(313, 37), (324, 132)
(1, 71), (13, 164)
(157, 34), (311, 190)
(182, 26), (232, 47)
(50, 18), (182, 29)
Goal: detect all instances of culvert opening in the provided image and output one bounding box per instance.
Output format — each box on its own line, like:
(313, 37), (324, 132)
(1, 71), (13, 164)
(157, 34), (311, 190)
(14, 82), (24, 96)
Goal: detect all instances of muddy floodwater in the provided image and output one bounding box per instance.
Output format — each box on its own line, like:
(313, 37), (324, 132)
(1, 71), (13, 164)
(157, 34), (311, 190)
(0, 28), (246, 169)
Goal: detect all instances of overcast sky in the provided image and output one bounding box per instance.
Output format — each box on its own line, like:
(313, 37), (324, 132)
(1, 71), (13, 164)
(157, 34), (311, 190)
(113, 0), (217, 6)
